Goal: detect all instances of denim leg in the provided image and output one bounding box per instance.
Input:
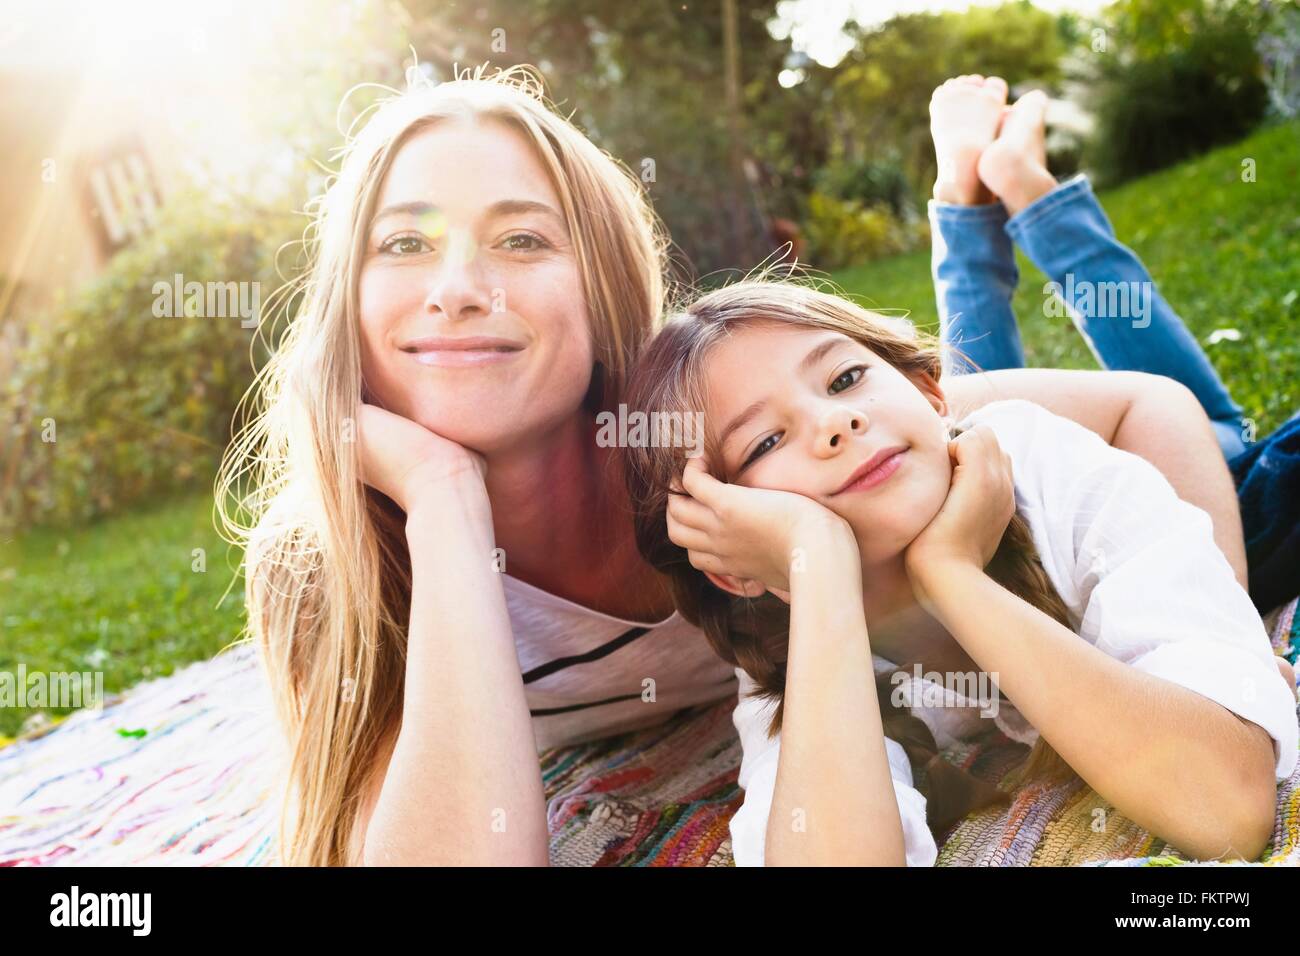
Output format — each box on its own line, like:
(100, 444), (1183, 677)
(929, 199), (1024, 376)
(1006, 174), (1247, 459)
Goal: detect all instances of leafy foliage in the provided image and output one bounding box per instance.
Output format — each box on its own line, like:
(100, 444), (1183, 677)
(1079, 0), (1274, 185)
(803, 191), (928, 270)
(820, 4), (1068, 199)
(0, 191), (303, 532)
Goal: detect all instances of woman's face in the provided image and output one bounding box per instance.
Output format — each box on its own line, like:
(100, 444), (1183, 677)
(703, 322), (954, 565)
(357, 117), (593, 455)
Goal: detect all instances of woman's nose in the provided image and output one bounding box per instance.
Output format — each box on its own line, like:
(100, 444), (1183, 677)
(814, 407), (867, 457)
(423, 233), (493, 321)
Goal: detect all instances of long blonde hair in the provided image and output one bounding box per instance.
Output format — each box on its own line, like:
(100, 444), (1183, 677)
(621, 279), (1077, 829)
(216, 65), (670, 866)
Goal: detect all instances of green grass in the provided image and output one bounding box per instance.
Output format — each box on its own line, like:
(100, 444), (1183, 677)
(0, 493), (246, 738)
(833, 120), (1300, 437)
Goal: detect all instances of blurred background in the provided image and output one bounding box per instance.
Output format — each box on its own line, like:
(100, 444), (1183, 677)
(1, 0), (1297, 738)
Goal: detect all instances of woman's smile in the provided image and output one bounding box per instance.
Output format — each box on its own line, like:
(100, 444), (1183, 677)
(401, 335), (527, 368)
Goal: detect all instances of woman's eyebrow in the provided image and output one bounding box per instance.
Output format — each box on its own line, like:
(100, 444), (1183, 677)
(369, 198), (566, 231)
(370, 200), (436, 227)
(484, 198), (564, 223)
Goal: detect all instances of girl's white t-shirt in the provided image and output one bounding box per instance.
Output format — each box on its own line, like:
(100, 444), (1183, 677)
(728, 399), (1299, 867)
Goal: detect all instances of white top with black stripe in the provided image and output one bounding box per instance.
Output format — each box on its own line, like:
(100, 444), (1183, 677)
(502, 572), (738, 751)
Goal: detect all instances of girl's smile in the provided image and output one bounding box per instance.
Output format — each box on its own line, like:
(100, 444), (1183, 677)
(830, 446), (909, 496)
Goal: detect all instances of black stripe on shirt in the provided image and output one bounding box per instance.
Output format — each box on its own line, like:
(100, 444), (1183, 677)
(529, 691), (646, 716)
(521, 626), (650, 685)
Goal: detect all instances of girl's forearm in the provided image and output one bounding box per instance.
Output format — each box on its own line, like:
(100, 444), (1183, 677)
(766, 527), (906, 866)
(916, 560), (1276, 861)
(1112, 375), (1248, 588)
(365, 482), (549, 866)
(942, 370), (1248, 588)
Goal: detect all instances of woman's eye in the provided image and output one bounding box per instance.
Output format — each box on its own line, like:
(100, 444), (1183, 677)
(829, 365), (867, 394)
(501, 232), (548, 252)
(379, 234), (430, 256)
(742, 433), (780, 469)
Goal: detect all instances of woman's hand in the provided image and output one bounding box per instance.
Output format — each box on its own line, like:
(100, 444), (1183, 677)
(668, 455), (855, 599)
(356, 403), (487, 513)
(904, 425), (1015, 604)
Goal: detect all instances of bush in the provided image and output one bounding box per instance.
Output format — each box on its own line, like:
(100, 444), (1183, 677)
(1082, 0), (1272, 185)
(803, 191), (930, 270)
(0, 190), (302, 533)
(812, 158), (915, 218)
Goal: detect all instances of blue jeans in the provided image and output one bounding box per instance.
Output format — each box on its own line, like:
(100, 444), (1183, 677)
(930, 173), (1247, 460)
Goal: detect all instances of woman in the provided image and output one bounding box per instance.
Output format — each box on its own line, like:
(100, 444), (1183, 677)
(217, 66), (1254, 866)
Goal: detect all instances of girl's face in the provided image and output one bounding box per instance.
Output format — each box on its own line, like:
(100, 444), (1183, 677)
(357, 118), (594, 455)
(703, 322), (954, 565)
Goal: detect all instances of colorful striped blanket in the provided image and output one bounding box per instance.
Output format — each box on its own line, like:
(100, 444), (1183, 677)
(3, 599), (1298, 866)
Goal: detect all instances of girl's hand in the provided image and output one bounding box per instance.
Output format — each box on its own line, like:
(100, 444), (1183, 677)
(668, 455), (854, 599)
(904, 425), (1015, 602)
(356, 404), (487, 513)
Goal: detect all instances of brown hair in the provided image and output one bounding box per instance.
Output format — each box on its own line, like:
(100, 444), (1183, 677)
(622, 278), (1076, 839)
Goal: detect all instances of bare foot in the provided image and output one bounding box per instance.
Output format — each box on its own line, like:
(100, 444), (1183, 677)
(976, 89), (1057, 217)
(929, 74), (1008, 205)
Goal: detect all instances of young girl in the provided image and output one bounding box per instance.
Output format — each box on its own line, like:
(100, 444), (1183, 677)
(621, 280), (1297, 866)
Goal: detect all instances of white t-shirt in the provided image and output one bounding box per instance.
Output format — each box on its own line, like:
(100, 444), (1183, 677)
(728, 399), (1299, 867)
(503, 573), (738, 752)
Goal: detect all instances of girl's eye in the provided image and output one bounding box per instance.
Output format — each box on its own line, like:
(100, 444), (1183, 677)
(500, 232), (549, 252)
(742, 433), (781, 469)
(379, 234), (430, 256)
(830, 365), (867, 393)
(737, 365), (867, 471)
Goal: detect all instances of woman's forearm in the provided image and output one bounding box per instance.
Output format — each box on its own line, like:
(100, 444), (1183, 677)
(765, 526), (906, 866)
(917, 560), (1275, 861)
(364, 480), (549, 866)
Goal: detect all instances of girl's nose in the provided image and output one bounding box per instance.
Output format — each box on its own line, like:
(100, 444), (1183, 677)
(815, 407), (867, 456)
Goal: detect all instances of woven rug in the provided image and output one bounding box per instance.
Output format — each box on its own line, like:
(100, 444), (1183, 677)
(3, 598), (1297, 867)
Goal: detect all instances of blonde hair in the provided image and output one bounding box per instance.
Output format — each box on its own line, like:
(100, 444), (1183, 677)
(216, 65), (670, 866)
(622, 278), (1077, 825)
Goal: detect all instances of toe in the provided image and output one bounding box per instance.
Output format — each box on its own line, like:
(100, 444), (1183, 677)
(1005, 89), (1049, 128)
(983, 76), (1009, 102)
(1016, 89), (1050, 110)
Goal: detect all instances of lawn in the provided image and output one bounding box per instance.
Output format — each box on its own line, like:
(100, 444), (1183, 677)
(832, 120), (1300, 437)
(1, 121), (1296, 740)
(0, 494), (247, 738)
